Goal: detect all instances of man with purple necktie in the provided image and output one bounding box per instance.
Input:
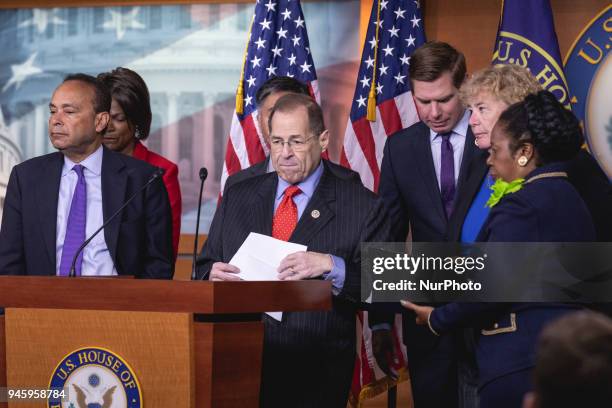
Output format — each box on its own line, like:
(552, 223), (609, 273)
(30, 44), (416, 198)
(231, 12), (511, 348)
(0, 73), (173, 279)
(369, 42), (486, 407)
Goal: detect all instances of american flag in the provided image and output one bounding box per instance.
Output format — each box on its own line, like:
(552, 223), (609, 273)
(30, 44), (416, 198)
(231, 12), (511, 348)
(342, 0), (425, 405)
(341, 0), (425, 192)
(221, 0), (320, 190)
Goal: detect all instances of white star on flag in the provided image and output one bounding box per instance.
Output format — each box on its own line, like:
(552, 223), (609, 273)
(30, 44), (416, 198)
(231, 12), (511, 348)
(382, 45), (394, 56)
(369, 36), (377, 49)
(2, 53), (43, 92)
(394, 7), (406, 19)
(246, 75), (257, 88)
(406, 34), (416, 47)
(379, 63), (388, 76)
(300, 61), (312, 73)
(266, 65), (278, 76)
(287, 53), (297, 65)
(19, 8), (66, 34)
(291, 35), (301, 46)
(250, 55), (262, 68)
(294, 16), (304, 28)
(356, 95), (367, 108)
(376, 83), (384, 94)
(281, 8), (292, 20)
(260, 18), (271, 30)
(276, 27), (288, 38)
(255, 37), (266, 49)
(102, 8), (145, 41)
(265, 0), (277, 12)
(394, 73), (406, 84)
(388, 25), (400, 38)
(360, 75), (370, 88)
(364, 56), (375, 68)
(411, 15), (421, 27)
(271, 45), (283, 57)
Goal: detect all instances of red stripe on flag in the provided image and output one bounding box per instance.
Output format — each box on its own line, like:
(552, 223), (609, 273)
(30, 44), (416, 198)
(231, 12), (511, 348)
(224, 138), (241, 176)
(351, 117), (380, 186)
(378, 98), (403, 136)
(307, 83), (315, 99)
(241, 114), (266, 166)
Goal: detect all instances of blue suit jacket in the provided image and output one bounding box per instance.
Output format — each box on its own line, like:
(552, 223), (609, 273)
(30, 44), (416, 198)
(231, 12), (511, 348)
(430, 163), (596, 388)
(0, 146), (173, 279)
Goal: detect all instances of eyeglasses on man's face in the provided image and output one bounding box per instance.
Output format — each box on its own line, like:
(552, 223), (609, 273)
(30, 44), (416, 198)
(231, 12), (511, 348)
(270, 135), (316, 152)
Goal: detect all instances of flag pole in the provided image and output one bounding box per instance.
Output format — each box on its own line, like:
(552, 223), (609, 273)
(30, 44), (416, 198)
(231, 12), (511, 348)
(367, 0), (382, 122)
(235, 13), (255, 115)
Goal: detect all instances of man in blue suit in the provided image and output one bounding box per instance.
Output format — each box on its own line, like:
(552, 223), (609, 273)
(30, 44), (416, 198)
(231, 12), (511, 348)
(0, 74), (173, 279)
(370, 42), (486, 407)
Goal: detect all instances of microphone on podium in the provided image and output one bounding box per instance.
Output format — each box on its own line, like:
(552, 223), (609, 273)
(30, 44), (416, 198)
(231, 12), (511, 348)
(191, 167), (208, 280)
(68, 168), (165, 277)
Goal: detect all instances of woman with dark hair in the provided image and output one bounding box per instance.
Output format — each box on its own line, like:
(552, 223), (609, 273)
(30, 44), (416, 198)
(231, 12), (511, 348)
(403, 90), (596, 408)
(98, 67), (181, 260)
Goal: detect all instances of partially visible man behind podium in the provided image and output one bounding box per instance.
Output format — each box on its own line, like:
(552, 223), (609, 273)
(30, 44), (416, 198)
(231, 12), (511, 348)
(0, 73), (173, 279)
(196, 94), (391, 407)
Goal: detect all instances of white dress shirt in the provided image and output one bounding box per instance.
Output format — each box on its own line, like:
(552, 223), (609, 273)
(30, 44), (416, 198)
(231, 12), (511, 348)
(56, 145), (117, 276)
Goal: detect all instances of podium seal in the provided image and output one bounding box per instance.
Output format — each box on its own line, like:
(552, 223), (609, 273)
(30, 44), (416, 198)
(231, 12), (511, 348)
(48, 347), (142, 408)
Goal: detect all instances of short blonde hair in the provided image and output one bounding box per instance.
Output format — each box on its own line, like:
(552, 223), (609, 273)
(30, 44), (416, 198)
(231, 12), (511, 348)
(460, 64), (542, 106)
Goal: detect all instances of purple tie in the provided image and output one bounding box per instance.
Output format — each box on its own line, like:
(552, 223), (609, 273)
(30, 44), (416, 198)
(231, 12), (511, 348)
(440, 133), (455, 218)
(59, 165), (87, 276)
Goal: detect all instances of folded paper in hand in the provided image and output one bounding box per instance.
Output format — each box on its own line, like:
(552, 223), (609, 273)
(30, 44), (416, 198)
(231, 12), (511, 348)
(230, 232), (307, 320)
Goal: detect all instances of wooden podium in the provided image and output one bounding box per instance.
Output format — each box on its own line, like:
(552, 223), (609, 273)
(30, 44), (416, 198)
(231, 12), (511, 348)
(0, 276), (331, 407)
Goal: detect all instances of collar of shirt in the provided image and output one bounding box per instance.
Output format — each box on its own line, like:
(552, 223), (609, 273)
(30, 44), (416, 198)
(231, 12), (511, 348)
(275, 160), (324, 203)
(429, 109), (471, 142)
(62, 144), (103, 177)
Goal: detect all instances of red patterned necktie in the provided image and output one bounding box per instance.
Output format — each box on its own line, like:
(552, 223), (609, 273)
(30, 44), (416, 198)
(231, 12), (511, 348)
(272, 185), (302, 241)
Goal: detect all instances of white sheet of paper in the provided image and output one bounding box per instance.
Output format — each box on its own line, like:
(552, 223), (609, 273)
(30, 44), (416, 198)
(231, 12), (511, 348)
(230, 232), (307, 321)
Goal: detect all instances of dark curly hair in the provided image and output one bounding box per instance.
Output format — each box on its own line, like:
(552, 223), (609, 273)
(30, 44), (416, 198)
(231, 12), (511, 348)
(495, 90), (583, 165)
(97, 67), (152, 140)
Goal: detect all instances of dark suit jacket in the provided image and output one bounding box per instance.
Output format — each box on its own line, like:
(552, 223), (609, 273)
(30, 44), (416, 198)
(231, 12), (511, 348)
(371, 120), (484, 407)
(565, 149), (612, 242)
(224, 156), (363, 194)
(379, 120), (483, 242)
(431, 164), (596, 389)
(196, 160), (390, 406)
(0, 146), (173, 279)
(223, 157), (270, 194)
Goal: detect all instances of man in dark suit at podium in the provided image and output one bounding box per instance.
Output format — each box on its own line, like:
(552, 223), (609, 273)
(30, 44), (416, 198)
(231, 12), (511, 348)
(196, 93), (391, 407)
(0, 73), (173, 279)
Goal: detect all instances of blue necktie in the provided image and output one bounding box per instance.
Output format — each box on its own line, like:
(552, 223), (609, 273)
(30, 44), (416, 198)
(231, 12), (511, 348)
(440, 133), (455, 218)
(59, 165), (87, 276)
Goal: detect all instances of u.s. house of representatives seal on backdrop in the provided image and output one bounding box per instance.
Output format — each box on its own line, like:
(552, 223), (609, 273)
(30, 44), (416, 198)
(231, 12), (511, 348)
(48, 347), (142, 408)
(565, 5), (612, 179)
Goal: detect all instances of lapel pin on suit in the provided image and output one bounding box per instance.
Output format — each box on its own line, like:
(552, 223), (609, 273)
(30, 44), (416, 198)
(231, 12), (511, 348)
(311, 210), (320, 219)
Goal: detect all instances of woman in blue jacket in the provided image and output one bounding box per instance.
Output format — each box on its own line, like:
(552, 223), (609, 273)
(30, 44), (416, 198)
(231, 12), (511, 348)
(403, 90), (596, 408)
